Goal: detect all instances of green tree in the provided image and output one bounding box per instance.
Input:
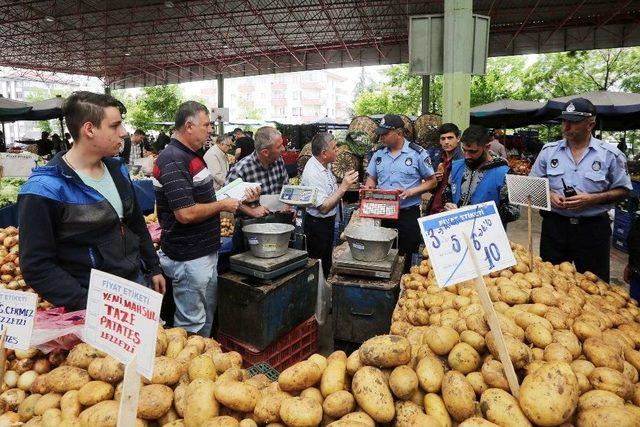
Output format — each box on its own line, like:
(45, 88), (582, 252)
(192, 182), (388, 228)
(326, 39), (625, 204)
(114, 85), (183, 131)
(26, 87), (71, 134)
(237, 98), (263, 120)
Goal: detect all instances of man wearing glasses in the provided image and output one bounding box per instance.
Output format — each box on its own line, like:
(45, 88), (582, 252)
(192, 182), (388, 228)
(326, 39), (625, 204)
(204, 134), (233, 191)
(530, 97), (632, 282)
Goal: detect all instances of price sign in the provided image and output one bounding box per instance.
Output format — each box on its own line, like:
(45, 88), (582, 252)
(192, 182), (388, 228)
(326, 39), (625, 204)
(418, 201), (516, 287)
(84, 269), (163, 379)
(0, 289), (37, 350)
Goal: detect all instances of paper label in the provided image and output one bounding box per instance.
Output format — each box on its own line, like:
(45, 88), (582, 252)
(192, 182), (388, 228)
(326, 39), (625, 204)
(0, 289), (37, 350)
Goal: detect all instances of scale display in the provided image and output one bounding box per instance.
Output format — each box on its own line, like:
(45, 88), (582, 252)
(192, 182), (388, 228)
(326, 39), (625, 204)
(359, 189), (400, 220)
(279, 185), (317, 207)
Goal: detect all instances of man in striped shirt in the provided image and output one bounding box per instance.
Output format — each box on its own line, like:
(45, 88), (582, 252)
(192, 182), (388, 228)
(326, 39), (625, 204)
(153, 101), (240, 336)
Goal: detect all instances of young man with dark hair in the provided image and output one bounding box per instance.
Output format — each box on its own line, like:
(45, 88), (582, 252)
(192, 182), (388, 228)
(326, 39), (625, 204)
(154, 101), (241, 336)
(18, 91), (165, 311)
(443, 125), (519, 226)
(426, 123), (464, 215)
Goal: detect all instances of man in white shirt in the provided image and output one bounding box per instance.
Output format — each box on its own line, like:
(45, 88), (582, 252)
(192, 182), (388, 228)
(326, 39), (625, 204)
(203, 134), (232, 190)
(488, 129), (507, 159)
(301, 132), (358, 277)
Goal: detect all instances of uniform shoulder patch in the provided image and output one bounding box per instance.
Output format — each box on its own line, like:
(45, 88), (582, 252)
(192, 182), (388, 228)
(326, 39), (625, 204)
(540, 141), (559, 151)
(408, 142), (424, 153)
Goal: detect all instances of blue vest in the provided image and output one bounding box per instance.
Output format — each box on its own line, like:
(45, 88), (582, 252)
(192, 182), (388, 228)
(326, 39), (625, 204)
(450, 159), (509, 206)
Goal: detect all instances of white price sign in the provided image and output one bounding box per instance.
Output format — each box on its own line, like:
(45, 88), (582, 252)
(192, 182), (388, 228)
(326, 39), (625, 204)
(84, 270), (163, 379)
(418, 201), (516, 287)
(0, 289), (37, 350)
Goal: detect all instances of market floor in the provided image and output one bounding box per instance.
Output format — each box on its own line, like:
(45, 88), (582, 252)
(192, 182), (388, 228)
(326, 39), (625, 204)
(318, 209), (629, 355)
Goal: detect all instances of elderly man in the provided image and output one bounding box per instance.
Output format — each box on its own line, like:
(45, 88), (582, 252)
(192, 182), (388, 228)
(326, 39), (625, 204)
(530, 97), (632, 282)
(153, 101), (240, 336)
(204, 134), (232, 190)
(301, 132), (358, 277)
(225, 126), (289, 253)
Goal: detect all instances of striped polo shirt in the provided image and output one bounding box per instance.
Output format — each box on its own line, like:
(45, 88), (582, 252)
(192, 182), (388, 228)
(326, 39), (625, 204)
(153, 138), (221, 261)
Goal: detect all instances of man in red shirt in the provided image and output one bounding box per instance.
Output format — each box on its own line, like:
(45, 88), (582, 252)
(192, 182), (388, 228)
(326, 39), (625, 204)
(426, 123), (464, 215)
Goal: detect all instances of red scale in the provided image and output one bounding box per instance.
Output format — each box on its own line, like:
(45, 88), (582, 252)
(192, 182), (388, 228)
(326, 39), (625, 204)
(359, 189), (401, 220)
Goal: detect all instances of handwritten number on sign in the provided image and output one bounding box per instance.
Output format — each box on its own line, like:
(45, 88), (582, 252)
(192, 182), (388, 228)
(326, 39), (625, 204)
(484, 243), (501, 269)
(427, 229), (441, 249)
(471, 232), (481, 251)
(451, 235), (461, 253)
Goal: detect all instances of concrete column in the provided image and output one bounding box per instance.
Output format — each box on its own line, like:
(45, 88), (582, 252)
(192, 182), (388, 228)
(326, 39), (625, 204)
(442, 0), (472, 129)
(421, 75), (430, 115)
(216, 74), (224, 135)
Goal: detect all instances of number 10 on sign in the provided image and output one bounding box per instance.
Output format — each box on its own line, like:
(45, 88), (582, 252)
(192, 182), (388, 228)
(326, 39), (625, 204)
(418, 201), (516, 287)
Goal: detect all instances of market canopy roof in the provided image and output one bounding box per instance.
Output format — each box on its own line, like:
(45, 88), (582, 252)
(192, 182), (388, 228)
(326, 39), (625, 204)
(1, 1), (638, 89)
(15, 96), (65, 121)
(0, 97), (31, 119)
(470, 99), (544, 128)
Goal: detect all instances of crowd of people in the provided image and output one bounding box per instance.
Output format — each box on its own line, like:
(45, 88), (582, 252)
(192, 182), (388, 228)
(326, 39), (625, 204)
(14, 91), (637, 338)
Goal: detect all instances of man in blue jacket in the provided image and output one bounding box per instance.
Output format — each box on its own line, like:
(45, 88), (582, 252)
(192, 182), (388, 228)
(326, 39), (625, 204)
(443, 125), (519, 226)
(18, 91), (165, 311)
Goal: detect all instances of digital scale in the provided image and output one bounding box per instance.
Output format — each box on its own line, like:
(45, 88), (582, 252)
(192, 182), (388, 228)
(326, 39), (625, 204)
(279, 185), (317, 207)
(230, 249), (309, 281)
(334, 246), (400, 279)
(359, 189), (400, 220)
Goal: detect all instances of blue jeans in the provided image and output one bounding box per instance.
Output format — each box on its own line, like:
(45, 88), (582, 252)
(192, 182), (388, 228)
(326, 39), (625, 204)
(158, 250), (218, 336)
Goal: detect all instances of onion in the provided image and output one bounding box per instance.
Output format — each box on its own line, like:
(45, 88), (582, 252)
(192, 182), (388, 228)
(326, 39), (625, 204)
(33, 358), (51, 374)
(16, 370), (37, 391)
(3, 370), (18, 388)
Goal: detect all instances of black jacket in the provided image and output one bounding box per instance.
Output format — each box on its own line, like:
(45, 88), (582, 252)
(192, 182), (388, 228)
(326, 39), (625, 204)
(18, 153), (161, 310)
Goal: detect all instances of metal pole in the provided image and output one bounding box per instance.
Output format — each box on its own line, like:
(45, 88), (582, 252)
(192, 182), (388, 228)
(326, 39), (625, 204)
(421, 75), (430, 114)
(216, 74), (224, 136)
(104, 85), (111, 95)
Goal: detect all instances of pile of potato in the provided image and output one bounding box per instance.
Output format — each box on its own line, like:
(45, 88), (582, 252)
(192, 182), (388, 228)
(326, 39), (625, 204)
(220, 216), (235, 238)
(0, 226), (52, 310)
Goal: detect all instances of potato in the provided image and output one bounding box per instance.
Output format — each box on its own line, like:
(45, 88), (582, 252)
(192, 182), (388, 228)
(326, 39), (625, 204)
(583, 337), (624, 371)
(41, 408), (62, 427)
(481, 359), (509, 391)
(458, 417), (500, 426)
(416, 355), (444, 393)
(389, 365), (418, 399)
(278, 361), (322, 392)
(214, 380), (260, 412)
(67, 344), (103, 369)
(623, 360), (638, 383)
(425, 326), (460, 355)
(340, 412), (375, 426)
(498, 284), (529, 304)
(253, 391), (288, 424)
(448, 342), (481, 374)
(466, 372), (488, 396)
(589, 367), (633, 399)
(17, 393), (41, 421)
(46, 366), (90, 393)
(151, 356), (182, 386)
(30, 374), (50, 394)
(210, 352), (242, 374)
(184, 379), (219, 427)
(320, 357), (347, 397)
(485, 332), (531, 369)
(60, 390), (81, 420)
(479, 388), (531, 427)
(518, 362), (579, 426)
(460, 330), (486, 353)
(351, 366), (395, 423)
(188, 354), (217, 381)
(137, 384), (173, 420)
(88, 356), (124, 384)
(358, 335), (411, 368)
(173, 383), (187, 418)
(238, 419), (256, 427)
(525, 323), (552, 348)
(77, 381), (114, 406)
(441, 371), (476, 422)
(572, 320), (602, 341)
(322, 390), (355, 418)
(79, 400), (119, 426)
(308, 354), (328, 374)
(345, 352), (362, 377)
(299, 387), (323, 405)
(33, 392), (61, 416)
(576, 406), (640, 427)
(423, 393), (452, 427)
(201, 416), (240, 426)
(243, 374), (271, 391)
(578, 389), (624, 411)
(571, 359), (596, 378)
(394, 400), (425, 427)
(406, 413), (441, 426)
(543, 343), (573, 363)
(279, 397), (322, 427)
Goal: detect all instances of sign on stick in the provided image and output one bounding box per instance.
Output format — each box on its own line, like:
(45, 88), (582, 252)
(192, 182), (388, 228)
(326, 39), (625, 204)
(505, 175), (550, 210)
(0, 289), (37, 350)
(418, 201), (516, 287)
(84, 269), (163, 379)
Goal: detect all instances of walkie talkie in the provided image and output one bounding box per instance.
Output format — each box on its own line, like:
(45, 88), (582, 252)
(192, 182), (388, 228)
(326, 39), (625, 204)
(561, 178), (577, 197)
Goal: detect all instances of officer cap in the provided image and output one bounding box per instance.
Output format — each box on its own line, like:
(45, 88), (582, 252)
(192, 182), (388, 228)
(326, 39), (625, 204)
(376, 114), (404, 135)
(560, 98), (596, 122)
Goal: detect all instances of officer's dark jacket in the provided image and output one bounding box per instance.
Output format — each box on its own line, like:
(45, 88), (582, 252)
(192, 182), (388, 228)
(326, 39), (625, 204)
(17, 152), (161, 310)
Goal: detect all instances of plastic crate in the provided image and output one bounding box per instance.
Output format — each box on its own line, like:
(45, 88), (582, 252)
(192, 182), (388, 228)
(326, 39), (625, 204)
(613, 236), (629, 253)
(613, 221), (632, 239)
(248, 362), (279, 381)
(615, 208), (633, 225)
(218, 316), (318, 372)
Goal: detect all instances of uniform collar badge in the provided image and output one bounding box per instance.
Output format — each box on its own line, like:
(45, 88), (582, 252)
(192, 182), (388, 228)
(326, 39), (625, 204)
(550, 159), (559, 168)
(405, 158), (412, 166)
(592, 160), (601, 171)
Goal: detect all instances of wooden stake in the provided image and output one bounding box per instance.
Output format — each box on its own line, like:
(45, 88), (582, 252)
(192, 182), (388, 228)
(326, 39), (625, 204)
(0, 328), (7, 382)
(463, 234), (520, 398)
(528, 195), (533, 271)
(117, 353), (141, 426)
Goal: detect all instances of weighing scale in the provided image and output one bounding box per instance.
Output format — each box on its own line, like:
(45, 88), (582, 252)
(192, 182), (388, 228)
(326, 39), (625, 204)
(279, 185), (317, 207)
(230, 248), (309, 280)
(359, 189), (400, 220)
(334, 246), (400, 279)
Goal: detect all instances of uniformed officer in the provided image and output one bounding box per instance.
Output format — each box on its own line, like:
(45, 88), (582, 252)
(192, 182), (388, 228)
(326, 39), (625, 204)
(365, 114), (437, 271)
(530, 98), (632, 282)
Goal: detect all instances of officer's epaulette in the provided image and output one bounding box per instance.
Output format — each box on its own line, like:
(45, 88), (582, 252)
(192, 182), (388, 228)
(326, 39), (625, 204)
(540, 141), (560, 151)
(409, 142), (424, 153)
(598, 140), (623, 156)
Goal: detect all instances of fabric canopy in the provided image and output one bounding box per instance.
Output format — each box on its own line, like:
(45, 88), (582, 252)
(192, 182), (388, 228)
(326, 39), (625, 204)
(470, 99), (544, 128)
(13, 96), (65, 121)
(0, 97), (32, 120)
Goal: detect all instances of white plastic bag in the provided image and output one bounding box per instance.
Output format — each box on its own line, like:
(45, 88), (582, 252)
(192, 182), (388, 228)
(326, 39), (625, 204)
(315, 260), (331, 326)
